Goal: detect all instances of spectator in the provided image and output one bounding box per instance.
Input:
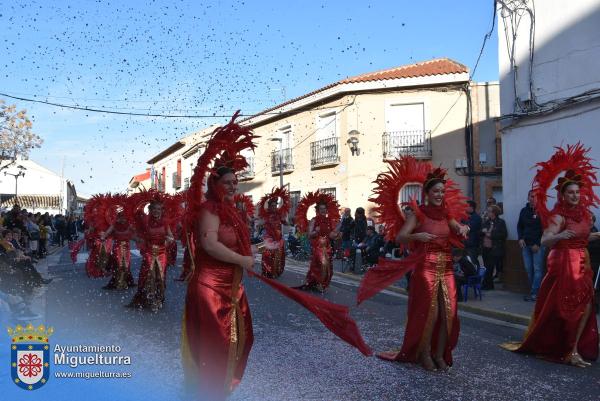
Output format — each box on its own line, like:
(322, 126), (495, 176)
(37, 216), (48, 258)
(351, 207), (368, 272)
(588, 215), (600, 314)
(357, 226), (383, 268)
(517, 190), (545, 302)
(67, 215), (77, 242)
(463, 200), (482, 266)
(481, 204), (507, 290)
(337, 208), (354, 259)
(452, 248), (478, 302)
(482, 197), (497, 223)
(54, 214), (68, 246)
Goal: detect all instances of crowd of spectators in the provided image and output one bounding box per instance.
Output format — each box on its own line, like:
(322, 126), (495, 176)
(0, 204), (82, 321)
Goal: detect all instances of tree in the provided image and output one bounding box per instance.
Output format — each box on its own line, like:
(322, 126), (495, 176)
(0, 99), (43, 170)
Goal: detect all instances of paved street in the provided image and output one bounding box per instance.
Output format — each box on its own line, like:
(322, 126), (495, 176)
(2, 246), (599, 401)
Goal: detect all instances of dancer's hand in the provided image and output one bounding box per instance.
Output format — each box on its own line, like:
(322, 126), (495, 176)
(557, 230), (576, 240)
(238, 255), (255, 270)
(457, 224), (470, 238)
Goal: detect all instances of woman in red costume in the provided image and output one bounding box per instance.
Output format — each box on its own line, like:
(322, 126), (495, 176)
(83, 194), (112, 278)
(502, 144), (599, 367)
(176, 226), (195, 282)
(101, 196), (136, 290)
(357, 156), (468, 371)
(182, 113), (371, 401)
(258, 187), (290, 278)
(128, 193), (175, 311)
(295, 191), (340, 292)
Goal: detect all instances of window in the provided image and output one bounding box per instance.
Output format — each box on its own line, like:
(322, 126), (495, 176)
(383, 102), (431, 159)
(316, 112), (337, 140)
(290, 191), (301, 220)
(278, 125), (293, 149)
(386, 103), (425, 132)
(319, 187), (336, 200)
(400, 184), (421, 204)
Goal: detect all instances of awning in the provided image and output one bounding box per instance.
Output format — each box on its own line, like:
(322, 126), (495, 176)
(0, 194), (61, 210)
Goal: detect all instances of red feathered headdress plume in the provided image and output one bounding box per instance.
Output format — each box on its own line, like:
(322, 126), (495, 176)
(127, 189), (178, 232)
(369, 156), (467, 242)
(104, 193), (133, 227)
(233, 193), (255, 221)
(532, 143), (599, 227)
(84, 193), (112, 232)
(258, 187), (291, 220)
(294, 191), (340, 233)
(185, 111), (258, 226)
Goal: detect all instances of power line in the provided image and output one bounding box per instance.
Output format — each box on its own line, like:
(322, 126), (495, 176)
(470, 1), (498, 80)
(0, 91), (254, 118)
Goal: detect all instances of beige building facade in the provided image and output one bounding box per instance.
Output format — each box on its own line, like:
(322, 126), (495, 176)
(239, 59), (500, 217)
(141, 58), (501, 218)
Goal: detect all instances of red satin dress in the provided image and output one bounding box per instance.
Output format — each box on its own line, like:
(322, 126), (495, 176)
(378, 214), (460, 366)
(85, 231), (112, 278)
(505, 215), (598, 362)
(178, 230), (195, 281)
(129, 217), (169, 310)
(104, 222), (135, 290)
(167, 225), (178, 267)
(183, 201), (253, 399)
(302, 215), (334, 291)
(261, 212), (285, 278)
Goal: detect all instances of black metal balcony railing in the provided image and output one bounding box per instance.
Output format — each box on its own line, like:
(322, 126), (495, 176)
(382, 130), (432, 159)
(271, 148), (294, 174)
(310, 137), (340, 168)
(239, 156), (255, 180)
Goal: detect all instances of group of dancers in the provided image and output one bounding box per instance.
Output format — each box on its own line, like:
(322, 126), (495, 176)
(77, 112), (597, 399)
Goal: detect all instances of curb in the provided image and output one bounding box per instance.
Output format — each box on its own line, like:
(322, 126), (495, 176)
(287, 257), (532, 326)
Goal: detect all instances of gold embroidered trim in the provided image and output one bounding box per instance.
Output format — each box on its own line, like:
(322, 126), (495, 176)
(224, 267), (245, 395)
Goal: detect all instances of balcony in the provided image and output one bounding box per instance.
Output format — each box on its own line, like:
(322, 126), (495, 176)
(239, 156), (255, 181)
(310, 137), (340, 168)
(382, 130), (432, 159)
(271, 148), (294, 174)
(172, 172), (182, 190)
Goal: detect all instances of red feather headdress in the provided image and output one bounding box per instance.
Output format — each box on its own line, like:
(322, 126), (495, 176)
(294, 191), (340, 233)
(185, 111), (258, 227)
(233, 193), (255, 221)
(84, 193), (111, 232)
(532, 142), (599, 227)
(257, 187), (291, 220)
(103, 193), (134, 228)
(369, 156), (467, 242)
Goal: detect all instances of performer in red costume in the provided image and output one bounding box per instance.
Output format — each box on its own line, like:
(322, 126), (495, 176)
(182, 113), (371, 401)
(502, 143), (599, 367)
(295, 191), (339, 291)
(257, 187), (290, 278)
(83, 194), (113, 278)
(127, 192), (175, 311)
(101, 195), (136, 290)
(357, 156), (468, 371)
(234, 193), (254, 224)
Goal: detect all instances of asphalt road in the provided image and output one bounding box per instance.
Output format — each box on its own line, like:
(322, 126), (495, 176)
(2, 247), (598, 401)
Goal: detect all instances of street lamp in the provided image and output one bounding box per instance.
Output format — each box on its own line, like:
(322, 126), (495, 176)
(270, 137), (284, 188)
(4, 165), (26, 206)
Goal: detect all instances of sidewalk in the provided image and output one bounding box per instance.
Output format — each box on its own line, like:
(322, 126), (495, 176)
(286, 257), (535, 325)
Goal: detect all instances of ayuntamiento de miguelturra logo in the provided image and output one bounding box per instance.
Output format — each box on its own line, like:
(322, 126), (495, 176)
(7, 323), (53, 390)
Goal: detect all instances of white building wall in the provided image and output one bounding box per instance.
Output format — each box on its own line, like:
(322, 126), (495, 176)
(498, 0), (600, 239)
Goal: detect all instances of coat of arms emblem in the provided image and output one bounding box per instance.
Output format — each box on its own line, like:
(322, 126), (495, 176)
(7, 323), (53, 390)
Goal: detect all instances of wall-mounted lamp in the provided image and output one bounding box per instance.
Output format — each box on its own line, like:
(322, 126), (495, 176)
(347, 130), (361, 156)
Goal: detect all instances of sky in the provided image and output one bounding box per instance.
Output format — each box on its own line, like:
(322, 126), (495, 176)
(0, 0), (499, 196)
